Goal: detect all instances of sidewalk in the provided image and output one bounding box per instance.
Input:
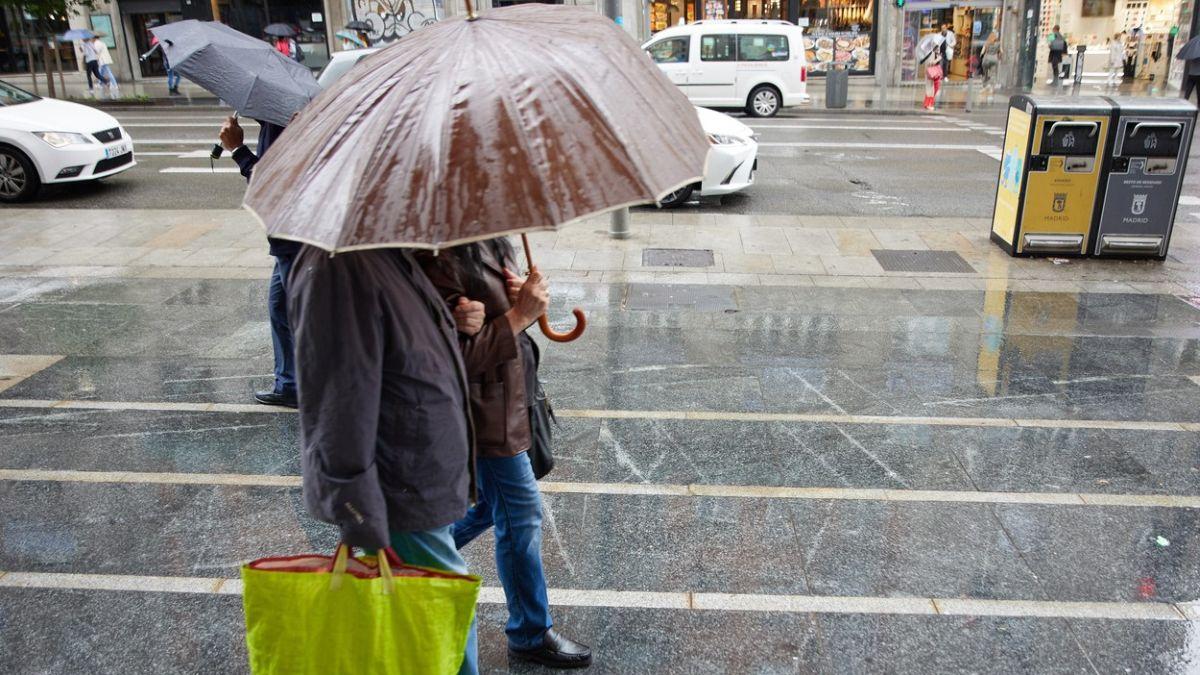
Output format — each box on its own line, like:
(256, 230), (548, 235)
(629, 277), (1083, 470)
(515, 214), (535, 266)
(2, 209), (1197, 296)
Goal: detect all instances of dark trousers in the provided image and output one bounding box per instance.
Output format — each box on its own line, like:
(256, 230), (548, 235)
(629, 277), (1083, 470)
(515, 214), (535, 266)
(268, 252), (297, 397)
(1185, 76), (1200, 105)
(84, 60), (106, 89)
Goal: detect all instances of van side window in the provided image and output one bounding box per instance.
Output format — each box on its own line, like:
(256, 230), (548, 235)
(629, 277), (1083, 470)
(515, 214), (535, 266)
(700, 34), (736, 61)
(647, 38), (690, 64)
(737, 35), (789, 62)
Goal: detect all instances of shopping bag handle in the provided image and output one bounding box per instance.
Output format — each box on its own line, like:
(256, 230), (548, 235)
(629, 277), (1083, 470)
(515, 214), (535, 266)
(328, 543), (400, 594)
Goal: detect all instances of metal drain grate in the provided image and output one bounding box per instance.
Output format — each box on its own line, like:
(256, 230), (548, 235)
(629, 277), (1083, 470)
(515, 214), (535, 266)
(642, 248), (715, 268)
(871, 249), (976, 274)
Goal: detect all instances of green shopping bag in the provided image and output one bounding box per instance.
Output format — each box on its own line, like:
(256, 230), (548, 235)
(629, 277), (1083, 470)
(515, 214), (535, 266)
(242, 544), (481, 675)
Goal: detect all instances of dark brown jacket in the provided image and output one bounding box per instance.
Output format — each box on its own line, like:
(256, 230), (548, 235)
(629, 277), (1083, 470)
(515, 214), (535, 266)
(419, 243), (534, 459)
(288, 247), (473, 549)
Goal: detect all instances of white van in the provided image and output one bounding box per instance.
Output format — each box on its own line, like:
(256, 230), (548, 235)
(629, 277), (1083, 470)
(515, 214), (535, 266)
(642, 20), (808, 118)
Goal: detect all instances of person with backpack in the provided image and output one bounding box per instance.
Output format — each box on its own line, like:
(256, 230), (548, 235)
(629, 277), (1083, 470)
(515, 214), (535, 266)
(1047, 25), (1068, 86)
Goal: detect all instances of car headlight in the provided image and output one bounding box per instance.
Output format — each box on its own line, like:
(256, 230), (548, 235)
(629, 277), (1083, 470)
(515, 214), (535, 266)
(706, 133), (747, 146)
(33, 131), (93, 148)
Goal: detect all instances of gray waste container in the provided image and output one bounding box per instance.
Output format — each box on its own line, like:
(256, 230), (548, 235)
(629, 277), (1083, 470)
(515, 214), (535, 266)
(1093, 97), (1197, 258)
(825, 63), (848, 109)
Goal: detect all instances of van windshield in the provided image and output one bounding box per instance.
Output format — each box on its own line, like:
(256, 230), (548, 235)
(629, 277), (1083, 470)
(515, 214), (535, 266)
(647, 38), (690, 64)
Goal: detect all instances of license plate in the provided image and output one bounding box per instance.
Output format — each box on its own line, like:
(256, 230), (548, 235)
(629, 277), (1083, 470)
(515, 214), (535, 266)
(104, 144), (130, 159)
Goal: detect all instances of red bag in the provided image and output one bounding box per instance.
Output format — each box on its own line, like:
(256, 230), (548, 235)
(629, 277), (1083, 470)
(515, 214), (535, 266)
(925, 63), (944, 80)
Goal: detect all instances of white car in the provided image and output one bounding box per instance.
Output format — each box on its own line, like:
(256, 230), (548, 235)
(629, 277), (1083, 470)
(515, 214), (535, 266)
(317, 47), (382, 88)
(659, 106), (758, 208)
(0, 79), (135, 203)
(643, 20), (809, 117)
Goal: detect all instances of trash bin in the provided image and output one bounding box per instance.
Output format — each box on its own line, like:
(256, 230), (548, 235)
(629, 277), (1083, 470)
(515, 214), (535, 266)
(1092, 97), (1197, 258)
(990, 95), (1113, 256)
(825, 62), (848, 109)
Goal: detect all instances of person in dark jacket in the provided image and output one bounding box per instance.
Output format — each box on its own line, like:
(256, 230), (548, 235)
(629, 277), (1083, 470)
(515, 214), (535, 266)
(420, 239), (593, 670)
(289, 246), (481, 675)
(220, 116), (303, 408)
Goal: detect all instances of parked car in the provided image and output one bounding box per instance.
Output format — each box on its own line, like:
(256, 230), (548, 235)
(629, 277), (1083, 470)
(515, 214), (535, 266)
(642, 20), (809, 117)
(0, 79), (135, 203)
(317, 47), (382, 87)
(659, 106), (758, 208)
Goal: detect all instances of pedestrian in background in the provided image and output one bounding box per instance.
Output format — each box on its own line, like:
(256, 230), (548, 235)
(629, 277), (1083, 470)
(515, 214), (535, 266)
(91, 37), (119, 100)
(140, 24), (181, 95)
(420, 240), (593, 669)
(80, 36), (107, 98)
(980, 32), (1000, 84)
(1108, 33), (1125, 88)
(919, 32), (946, 111)
(1047, 25), (1068, 86)
(1176, 34), (1200, 105)
(219, 115), (302, 408)
(940, 24), (956, 79)
(288, 246), (482, 675)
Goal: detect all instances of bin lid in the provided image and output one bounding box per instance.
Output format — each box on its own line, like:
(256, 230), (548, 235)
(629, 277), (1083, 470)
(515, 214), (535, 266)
(1106, 96), (1198, 115)
(1009, 95), (1112, 113)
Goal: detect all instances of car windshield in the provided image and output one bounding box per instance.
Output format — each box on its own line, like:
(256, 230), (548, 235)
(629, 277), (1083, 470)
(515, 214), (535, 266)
(0, 80), (39, 106)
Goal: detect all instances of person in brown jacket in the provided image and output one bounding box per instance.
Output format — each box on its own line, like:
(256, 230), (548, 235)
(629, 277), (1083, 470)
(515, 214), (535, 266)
(421, 238), (593, 669)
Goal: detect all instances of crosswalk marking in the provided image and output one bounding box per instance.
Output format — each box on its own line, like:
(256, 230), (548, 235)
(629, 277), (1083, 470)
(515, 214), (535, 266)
(159, 167), (241, 174)
(0, 398), (1193, 432)
(748, 125), (969, 132)
(0, 570), (1190, 621)
(2, 468), (1197, 509)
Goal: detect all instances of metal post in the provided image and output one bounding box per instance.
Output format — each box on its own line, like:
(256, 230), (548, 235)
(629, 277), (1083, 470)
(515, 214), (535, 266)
(965, 75), (975, 113)
(26, 42), (39, 96)
(52, 42), (65, 98)
(604, 0), (630, 239)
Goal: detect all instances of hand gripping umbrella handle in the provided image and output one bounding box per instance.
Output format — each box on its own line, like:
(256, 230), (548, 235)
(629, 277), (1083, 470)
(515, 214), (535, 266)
(521, 234), (586, 343)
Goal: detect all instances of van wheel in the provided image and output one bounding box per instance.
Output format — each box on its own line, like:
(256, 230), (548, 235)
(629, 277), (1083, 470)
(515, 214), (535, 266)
(0, 146), (39, 203)
(657, 184), (694, 209)
(746, 85), (781, 117)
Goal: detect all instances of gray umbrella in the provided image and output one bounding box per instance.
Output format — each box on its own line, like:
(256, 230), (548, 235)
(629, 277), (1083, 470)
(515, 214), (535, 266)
(263, 23), (296, 37)
(1176, 36), (1200, 61)
(150, 20), (321, 127)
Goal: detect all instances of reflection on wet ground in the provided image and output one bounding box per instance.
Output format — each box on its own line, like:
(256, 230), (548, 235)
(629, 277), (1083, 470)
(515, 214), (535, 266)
(1, 275), (1199, 673)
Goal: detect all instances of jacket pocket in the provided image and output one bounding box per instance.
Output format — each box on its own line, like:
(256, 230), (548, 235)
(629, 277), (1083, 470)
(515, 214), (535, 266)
(469, 381), (507, 450)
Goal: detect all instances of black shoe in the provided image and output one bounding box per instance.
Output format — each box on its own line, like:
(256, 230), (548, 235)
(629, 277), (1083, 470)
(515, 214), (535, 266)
(254, 390), (297, 408)
(508, 629), (592, 669)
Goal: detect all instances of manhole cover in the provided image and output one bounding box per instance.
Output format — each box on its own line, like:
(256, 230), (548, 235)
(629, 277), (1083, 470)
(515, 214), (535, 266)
(642, 248), (715, 268)
(871, 249), (976, 274)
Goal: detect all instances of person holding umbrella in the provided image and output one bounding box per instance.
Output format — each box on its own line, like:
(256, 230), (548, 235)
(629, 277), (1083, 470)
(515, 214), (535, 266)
(918, 31), (946, 110)
(1176, 33), (1200, 104)
(78, 31), (107, 98)
(91, 36), (120, 99)
(244, 3), (706, 669)
(265, 23), (303, 63)
(418, 240), (593, 669)
(140, 22), (181, 95)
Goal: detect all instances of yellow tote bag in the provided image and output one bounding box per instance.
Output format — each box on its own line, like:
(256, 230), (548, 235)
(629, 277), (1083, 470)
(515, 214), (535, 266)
(242, 545), (481, 675)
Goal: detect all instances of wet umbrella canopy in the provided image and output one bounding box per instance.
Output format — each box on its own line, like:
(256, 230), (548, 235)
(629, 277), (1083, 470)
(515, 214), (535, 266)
(243, 4), (707, 252)
(150, 20), (321, 127)
(263, 23), (296, 37)
(1176, 36), (1200, 61)
(58, 29), (97, 41)
(344, 20), (372, 31)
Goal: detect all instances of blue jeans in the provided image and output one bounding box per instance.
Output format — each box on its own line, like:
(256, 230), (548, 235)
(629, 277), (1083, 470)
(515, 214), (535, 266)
(453, 452), (552, 650)
(390, 527), (478, 675)
(268, 253), (296, 398)
(166, 67), (180, 91)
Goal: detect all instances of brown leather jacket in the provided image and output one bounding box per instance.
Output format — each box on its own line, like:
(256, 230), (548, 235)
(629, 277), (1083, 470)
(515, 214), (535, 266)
(418, 242), (534, 459)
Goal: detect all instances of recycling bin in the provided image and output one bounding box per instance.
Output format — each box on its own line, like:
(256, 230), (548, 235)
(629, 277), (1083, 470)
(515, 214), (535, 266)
(1092, 97), (1197, 258)
(825, 62), (849, 109)
(990, 95), (1113, 256)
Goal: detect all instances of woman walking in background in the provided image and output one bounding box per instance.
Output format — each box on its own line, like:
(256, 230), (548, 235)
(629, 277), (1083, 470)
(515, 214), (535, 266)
(419, 239), (593, 670)
(919, 32), (946, 110)
(1108, 33), (1126, 88)
(91, 37), (119, 99)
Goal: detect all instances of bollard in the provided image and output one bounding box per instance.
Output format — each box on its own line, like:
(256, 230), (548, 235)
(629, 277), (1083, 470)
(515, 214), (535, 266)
(965, 76), (975, 113)
(609, 207), (630, 239)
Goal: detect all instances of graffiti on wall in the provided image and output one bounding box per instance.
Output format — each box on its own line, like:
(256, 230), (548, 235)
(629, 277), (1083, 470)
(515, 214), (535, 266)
(351, 0), (441, 42)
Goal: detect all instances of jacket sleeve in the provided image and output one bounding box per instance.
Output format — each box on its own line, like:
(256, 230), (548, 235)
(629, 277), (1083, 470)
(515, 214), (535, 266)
(231, 146), (258, 181)
(290, 253), (389, 549)
(418, 253), (519, 377)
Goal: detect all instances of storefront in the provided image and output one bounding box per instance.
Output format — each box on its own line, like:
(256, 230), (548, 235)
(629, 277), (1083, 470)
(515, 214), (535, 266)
(1035, 0), (1191, 85)
(900, 2), (1001, 81)
(649, 0), (878, 74)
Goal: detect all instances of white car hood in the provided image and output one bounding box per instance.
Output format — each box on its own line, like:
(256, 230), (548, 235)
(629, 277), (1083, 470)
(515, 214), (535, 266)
(0, 98), (122, 135)
(695, 106), (754, 139)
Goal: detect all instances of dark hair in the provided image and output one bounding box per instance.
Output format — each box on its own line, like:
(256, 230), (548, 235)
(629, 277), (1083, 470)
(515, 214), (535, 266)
(444, 238), (516, 298)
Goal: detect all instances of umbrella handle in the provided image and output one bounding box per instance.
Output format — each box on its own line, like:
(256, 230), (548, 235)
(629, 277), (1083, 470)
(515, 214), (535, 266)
(520, 233), (586, 343)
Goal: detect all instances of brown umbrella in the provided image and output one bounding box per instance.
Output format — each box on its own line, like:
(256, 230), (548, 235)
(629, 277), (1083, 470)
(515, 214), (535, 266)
(243, 3), (708, 340)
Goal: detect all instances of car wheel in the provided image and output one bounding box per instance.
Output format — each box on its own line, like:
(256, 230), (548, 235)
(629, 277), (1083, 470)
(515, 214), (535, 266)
(0, 147), (39, 203)
(746, 85), (781, 118)
(657, 184), (694, 209)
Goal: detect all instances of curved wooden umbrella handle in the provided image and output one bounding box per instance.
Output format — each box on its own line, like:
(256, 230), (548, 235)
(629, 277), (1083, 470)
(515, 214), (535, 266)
(537, 308), (587, 343)
(521, 233), (586, 343)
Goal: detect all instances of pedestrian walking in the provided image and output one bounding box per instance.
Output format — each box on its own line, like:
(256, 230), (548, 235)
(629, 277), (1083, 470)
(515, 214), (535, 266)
(939, 24), (956, 80)
(273, 35), (304, 63)
(79, 36), (107, 98)
(91, 37), (119, 99)
(419, 239), (594, 670)
(919, 32), (946, 110)
(980, 32), (1001, 86)
(1107, 33), (1126, 88)
(140, 23), (181, 95)
(218, 115), (302, 408)
(287, 246), (482, 675)
(1175, 34), (1200, 104)
(1047, 25), (1068, 86)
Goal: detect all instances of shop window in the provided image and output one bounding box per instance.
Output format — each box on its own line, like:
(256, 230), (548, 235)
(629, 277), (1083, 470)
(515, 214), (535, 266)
(647, 37), (690, 63)
(738, 34), (789, 61)
(798, 0), (874, 74)
(700, 34), (736, 61)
